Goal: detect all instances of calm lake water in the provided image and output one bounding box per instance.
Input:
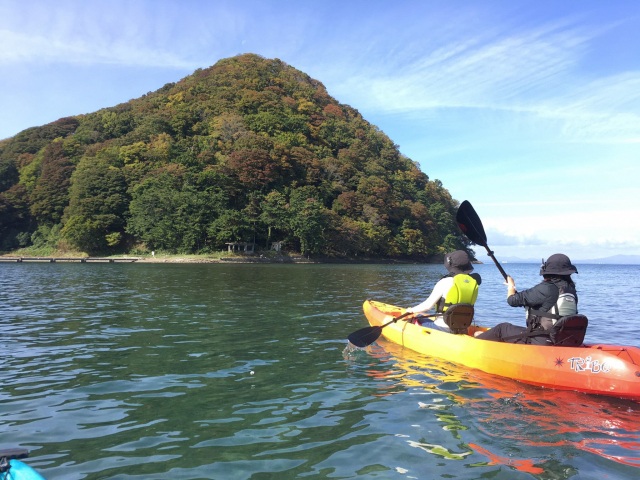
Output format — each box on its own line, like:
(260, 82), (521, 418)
(1, 261), (639, 479)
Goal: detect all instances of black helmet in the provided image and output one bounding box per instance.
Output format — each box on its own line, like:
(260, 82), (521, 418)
(444, 250), (474, 274)
(540, 253), (578, 276)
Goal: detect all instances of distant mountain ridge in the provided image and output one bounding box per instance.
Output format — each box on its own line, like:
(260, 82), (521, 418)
(479, 254), (640, 265)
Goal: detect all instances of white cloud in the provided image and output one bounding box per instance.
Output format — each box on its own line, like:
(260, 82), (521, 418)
(336, 19), (589, 107)
(0, 25), (198, 69)
(328, 16), (640, 146)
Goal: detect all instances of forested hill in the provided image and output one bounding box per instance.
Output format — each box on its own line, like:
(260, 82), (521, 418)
(0, 53), (468, 259)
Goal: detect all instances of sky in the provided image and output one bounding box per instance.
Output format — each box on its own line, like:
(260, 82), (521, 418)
(1, 0), (639, 262)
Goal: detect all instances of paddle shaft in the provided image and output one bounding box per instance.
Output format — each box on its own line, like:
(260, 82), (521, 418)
(348, 310), (436, 347)
(380, 312), (410, 329)
(480, 244), (509, 282)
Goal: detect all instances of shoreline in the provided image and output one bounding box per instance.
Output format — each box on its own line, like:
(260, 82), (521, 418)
(0, 253), (435, 265)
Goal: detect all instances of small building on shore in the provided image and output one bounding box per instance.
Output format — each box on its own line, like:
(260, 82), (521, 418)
(225, 242), (255, 253)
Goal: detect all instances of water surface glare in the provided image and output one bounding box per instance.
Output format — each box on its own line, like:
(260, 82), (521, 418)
(1, 262), (639, 479)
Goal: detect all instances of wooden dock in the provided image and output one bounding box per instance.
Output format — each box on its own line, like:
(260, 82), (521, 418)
(0, 257), (139, 263)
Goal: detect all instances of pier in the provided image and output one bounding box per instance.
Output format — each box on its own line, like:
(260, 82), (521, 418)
(0, 257), (139, 263)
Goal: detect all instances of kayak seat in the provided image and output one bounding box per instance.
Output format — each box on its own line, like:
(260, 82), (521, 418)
(443, 303), (475, 334)
(550, 314), (588, 347)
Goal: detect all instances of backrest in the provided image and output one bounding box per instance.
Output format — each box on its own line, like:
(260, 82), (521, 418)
(443, 303), (475, 334)
(549, 314), (588, 347)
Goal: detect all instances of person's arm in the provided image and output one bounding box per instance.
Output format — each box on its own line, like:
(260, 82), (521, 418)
(407, 278), (451, 313)
(507, 282), (555, 309)
(506, 275), (516, 298)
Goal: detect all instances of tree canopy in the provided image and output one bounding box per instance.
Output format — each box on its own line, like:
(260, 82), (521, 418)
(0, 54), (470, 259)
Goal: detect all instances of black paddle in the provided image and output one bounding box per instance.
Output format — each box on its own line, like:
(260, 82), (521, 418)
(348, 311), (413, 347)
(456, 200), (509, 281)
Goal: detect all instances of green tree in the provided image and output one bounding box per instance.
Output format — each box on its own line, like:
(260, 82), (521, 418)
(29, 141), (75, 224)
(260, 191), (289, 246)
(127, 167), (220, 252)
(399, 222), (429, 256)
(289, 186), (327, 255)
(208, 209), (252, 246)
(0, 158), (18, 192)
(0, 184), (31, 250)
(62, 214), (121, 253)
(61, 156), (128, 253)
(126, 171), (185, 251)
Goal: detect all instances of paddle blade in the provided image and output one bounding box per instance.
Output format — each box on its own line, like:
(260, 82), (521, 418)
(456, 200), (488, 247)
(456, 200), (510, 281)
(348, 325), (383, 348)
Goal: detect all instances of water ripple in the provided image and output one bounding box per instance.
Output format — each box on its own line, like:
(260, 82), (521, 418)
(1, 263), (638, 479)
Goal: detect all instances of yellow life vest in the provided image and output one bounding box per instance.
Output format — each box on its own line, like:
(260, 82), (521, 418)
(438, 274), (479, 312)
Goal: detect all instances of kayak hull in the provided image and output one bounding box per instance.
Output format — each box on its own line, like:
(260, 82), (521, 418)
(362, 299), (640, 400)
(4, 460), (46, 480)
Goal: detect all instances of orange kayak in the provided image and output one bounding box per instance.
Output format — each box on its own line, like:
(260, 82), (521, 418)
(362, 299), (640, 401)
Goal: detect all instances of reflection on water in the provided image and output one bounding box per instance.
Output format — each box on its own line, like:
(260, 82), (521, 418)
(1, 262), (639, 479)
(348, 338), (640, 478)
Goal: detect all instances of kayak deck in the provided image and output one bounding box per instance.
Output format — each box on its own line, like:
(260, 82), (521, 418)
(362, 299), (640, 400)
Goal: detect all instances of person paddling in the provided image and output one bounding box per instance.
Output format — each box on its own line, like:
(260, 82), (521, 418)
(475, 253), (578, 344)
(405, 250), (481, 332)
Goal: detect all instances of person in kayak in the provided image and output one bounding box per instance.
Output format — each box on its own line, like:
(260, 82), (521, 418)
(405, 250), (481, 332)
(475, 253), (578, 344)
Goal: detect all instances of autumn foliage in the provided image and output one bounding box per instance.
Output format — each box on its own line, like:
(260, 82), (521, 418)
(0, 54), (466, 258)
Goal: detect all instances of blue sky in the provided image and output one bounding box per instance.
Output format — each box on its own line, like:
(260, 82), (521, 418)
(1, 0), (639, 261)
